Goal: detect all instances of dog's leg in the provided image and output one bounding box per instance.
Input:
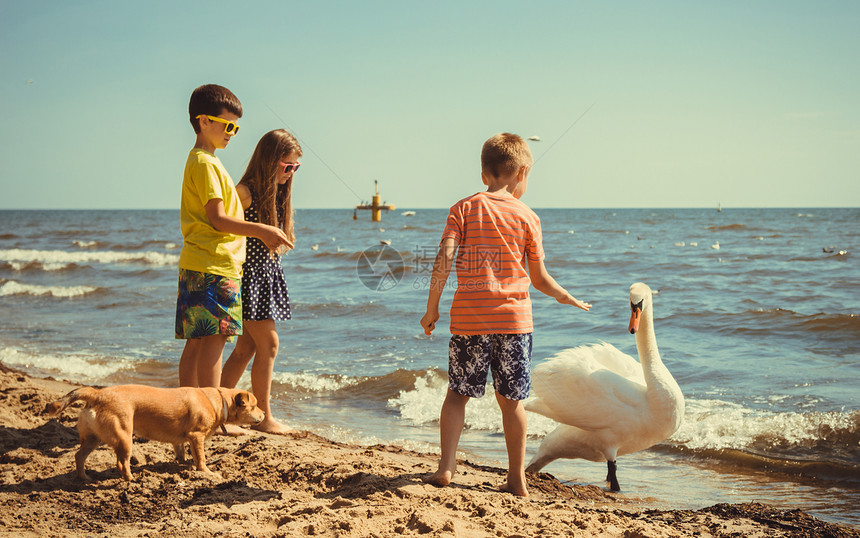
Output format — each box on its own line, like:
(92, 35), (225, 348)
(75, 410), (101, 481)
(75, 435), (101, 481)
(187, 434), (211, 473)
(113, 436), (135, 481)
(173, 442), (188, 464)
(106, 416), (135, 481)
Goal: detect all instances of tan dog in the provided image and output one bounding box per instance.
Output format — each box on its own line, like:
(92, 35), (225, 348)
(45, 385), (265, 481)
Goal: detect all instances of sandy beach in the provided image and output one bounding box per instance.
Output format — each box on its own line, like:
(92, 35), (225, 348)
(1, 362), (856, 538)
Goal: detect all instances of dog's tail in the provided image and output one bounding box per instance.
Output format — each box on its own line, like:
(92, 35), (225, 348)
(44, 387), (99, 416)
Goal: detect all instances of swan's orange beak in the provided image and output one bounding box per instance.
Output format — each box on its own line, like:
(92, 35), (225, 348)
(629, 305), (641, 334)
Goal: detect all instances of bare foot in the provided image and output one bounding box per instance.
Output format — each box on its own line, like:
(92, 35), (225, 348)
(251, 418), (297, 436)
(217, 424), (252, 436)
(499, 481), (529, 498)
(424, 468), (454, 487)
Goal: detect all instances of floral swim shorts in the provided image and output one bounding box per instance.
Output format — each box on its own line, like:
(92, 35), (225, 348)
(447, 333), (533, 400)
(175, 268), (242, 341)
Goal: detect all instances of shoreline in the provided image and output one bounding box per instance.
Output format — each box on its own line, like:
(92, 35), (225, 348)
(1, 362), (857, 537)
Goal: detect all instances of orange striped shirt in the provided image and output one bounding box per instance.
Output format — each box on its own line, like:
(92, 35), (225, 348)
(441, 192), (544, 335)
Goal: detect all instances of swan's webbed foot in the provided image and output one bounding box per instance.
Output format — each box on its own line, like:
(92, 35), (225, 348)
(606, 460), (621, 492)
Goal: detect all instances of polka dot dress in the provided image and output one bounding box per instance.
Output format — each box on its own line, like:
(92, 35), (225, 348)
(241, 187), (291, 321)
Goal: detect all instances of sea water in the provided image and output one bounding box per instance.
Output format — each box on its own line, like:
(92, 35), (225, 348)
(1, 207), (857, 525)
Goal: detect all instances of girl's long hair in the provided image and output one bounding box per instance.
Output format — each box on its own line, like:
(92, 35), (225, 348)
(239, 129), (302, 244)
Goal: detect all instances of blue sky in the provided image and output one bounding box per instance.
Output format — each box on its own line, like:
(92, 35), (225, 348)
(2, 1), (858, 209)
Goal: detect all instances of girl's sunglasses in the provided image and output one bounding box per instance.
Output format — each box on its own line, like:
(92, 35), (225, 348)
(196, 115), (240, 135)
(279, 161), (301, 174)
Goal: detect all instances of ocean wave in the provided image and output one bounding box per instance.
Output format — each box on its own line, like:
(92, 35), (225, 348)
(592, 228), (633, 234)
(267, 368), (564, 434)
(388, 384), (860, 481)
(789, 251), (851, 262)
(108, 240), (181, 252)
(1, 260), (81, 272)
(671, 398), (859, 480)
(341, 369), (444, 401)
(55, 228), (106, 238)
(386, 369), (560, 435)
(299, 300), (391, 318)
(662, 445), (860, 484)
(668, 308), (860, 342)
(799, 312), (860, 334)
(272, 371), (361, 394)
(509, 393), (860, 483)
(271, 368), (442, 401)
(0, 248), (179, 269)
(0, 346), (134, 383)
(676, 398), (857, 449)
(0, 280), (98, 298)
(733, 309), (860, 342)
(309, 250), (360, 260)
(387, 371), (446, 424)
(708, 223), (748, 231)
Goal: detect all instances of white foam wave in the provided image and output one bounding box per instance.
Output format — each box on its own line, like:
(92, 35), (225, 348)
(305, 423), (438, 455)
(671, 398), (855, 450)
(387, 371), (559, 436)
(0, 347), (133, 382)
(0, 248), (179, 268)
(273, 371), (359, 392)
(0, 280), (97, 298)
(392, 385), (857, 449)
(388, 373), (446, 425)
(7, 262), (70, 272)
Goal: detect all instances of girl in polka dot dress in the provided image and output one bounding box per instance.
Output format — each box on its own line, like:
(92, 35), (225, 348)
(221, 129), (301, 434)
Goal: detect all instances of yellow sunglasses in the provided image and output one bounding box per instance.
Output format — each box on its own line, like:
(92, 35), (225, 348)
(196, 115), (240, 135)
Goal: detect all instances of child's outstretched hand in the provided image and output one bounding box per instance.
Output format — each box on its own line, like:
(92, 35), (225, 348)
(557, 293), (592, 311)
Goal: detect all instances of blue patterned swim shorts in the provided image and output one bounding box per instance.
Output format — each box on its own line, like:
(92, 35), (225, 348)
(447, 333), (533, 400)
(175, 268), (242, 341)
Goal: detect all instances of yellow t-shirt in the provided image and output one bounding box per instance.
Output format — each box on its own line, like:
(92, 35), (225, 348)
(178, 148), (246, 278)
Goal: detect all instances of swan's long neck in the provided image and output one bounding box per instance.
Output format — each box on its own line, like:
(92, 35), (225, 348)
(635, 304), (663, 379)
(635, 298), (685, 429)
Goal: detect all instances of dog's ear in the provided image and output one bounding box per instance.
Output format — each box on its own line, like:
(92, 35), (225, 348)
(235, 392), (251, 407)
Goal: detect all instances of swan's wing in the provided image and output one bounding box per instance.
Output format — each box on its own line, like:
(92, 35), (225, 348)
(530, 368), (646, 429)
(523, 396), (555, 418)
(587, 342), (646, 384)
(592, 369), (649, 410)
(533, 343), (644, 386)
(529, 344), (647, 430)
(532, 424), (607, 464)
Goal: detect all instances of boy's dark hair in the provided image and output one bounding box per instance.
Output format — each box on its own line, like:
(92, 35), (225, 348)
(188, 84), (243, 133)
(481, 133), (533, 179)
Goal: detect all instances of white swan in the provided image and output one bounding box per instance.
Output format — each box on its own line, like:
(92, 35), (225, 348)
(524, 282), (684, 491)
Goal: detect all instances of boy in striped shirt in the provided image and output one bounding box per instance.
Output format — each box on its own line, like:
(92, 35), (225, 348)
(420, 132), (591, 497)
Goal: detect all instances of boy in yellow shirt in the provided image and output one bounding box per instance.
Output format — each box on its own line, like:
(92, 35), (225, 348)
(176, 84), (291, 389)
